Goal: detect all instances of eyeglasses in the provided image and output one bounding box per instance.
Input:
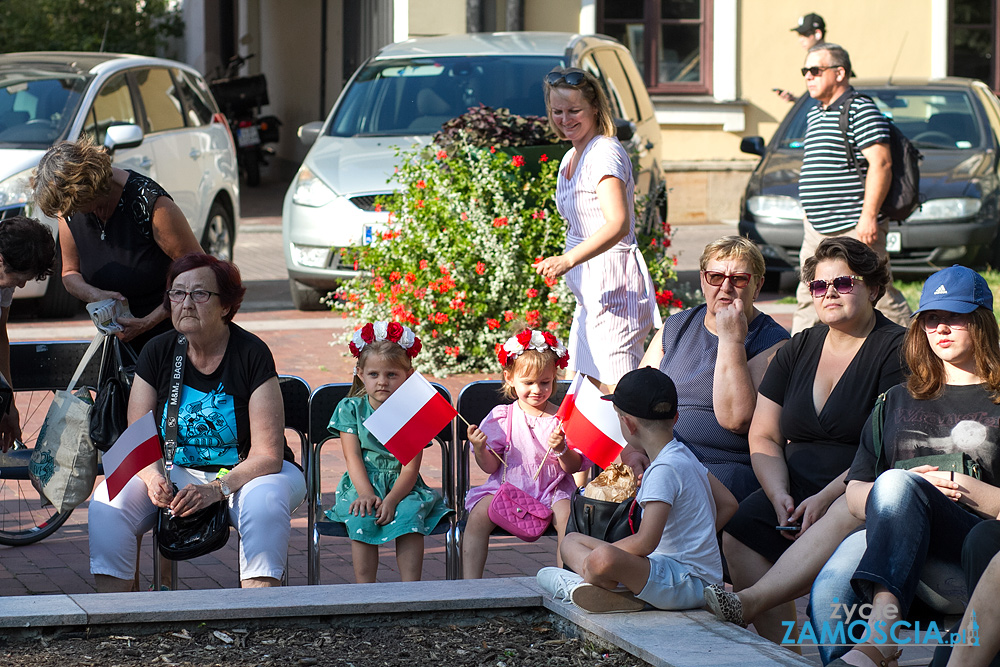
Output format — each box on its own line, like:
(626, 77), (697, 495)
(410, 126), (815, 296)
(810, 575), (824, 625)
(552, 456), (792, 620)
(702, 271), (753, 289)
(922, 312), (971, 332)
(808, 275), (865, 297)
(545, 70), (587, 86)
(801, 66), (841, 77)
(166, 289), (219, 303)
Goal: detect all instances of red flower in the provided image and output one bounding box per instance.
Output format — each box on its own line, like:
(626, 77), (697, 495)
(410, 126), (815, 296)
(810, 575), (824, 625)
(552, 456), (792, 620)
(431, 329), (438, 338)
(548, 295), (558, 304)
(389, 271), (401, 282)
(416, 180), (426, 189)
(556, 353), (570, 369)
(475, 262), (486, 275)
(496, 344), (508, 366)
(492, 216), (508, 228)
(656, 290), (675, 307)
(526, 288), (538, 298)
(531, 210), (546, 220)
(503, 310), (515, 322)
(372, 277), (385, 290)
(414, 288), (426, 299)
(542, 331), (558, 347)
(539, 154), (548, 162)
(516, 329), (532, 346)
(525, 310), (540, 326)
(432, 312), (449, 324)
(490, 146), (496, 153)
(348, 341), (360, 357)
(436, 150), (448, 160)
(445, 346), (460, 357)
(419, 259), (429, 270)
(385, 321), (404, 342)
(416, 199), (425, 208)
(407, 338), (422, 358)
(360, 323), (375, 344)
(543, 276), (557, 287)
(405, 272), (417, 283)
(487, 318), (501, 330)
(374, 203), (382, 213)
(460, 212), (468, 221)
(511, 154), (525, 167)
(440, 265), (450, 275)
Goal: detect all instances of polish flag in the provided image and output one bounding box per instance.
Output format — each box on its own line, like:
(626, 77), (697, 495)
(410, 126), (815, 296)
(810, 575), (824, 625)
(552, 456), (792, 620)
(363, 372), (457, 466)
(102, 411), (163, 501)
(556, 373), (627, 468)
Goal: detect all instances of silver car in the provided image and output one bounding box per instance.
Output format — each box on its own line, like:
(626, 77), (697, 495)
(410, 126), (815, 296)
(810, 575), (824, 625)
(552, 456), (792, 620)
(283, 32), (665, 310)
(0, 52), (239, 317)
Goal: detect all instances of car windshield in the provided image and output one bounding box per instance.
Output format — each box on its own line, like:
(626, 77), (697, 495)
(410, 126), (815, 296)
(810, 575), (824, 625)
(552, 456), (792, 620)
(777, 88), (984, 150)
(0, 72), (88, 148)
(328, 55), (564, 137)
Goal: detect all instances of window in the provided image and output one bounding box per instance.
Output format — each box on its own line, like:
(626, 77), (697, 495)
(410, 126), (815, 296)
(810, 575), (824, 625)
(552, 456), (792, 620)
(172, 69), (216, 126)
(949, 1), (999, 90)
(598, 0), (712, 95)
(133, 68), (185, 133)
(83, 73), (138, 145)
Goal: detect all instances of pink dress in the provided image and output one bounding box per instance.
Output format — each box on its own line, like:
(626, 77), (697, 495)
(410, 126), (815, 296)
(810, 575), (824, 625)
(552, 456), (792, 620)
(556, 135), (659, 385)
(464, 402), (586, 512)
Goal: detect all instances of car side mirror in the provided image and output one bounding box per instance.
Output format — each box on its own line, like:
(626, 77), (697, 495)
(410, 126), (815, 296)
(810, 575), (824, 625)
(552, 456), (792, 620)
(614, 118), (635, 142)
(298, 121), (324, 146)
(104, 124), (144, 156)
(740, 136), (766, 156)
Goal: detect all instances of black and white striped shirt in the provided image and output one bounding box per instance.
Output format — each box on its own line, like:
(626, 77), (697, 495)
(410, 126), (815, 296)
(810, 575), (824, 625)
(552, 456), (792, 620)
(799, 89), (890, 234)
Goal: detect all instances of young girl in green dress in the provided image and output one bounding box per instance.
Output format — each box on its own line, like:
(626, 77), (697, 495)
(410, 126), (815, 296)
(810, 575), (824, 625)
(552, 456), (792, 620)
(326, 321), (451, 583)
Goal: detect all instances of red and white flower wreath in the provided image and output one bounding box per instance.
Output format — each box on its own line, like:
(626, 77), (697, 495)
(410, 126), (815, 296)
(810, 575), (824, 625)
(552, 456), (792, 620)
(349, 321), (422, 358)
(495, 328), (569, 368)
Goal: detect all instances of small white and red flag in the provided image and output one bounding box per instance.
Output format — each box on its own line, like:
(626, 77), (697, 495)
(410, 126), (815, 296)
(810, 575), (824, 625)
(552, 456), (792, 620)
(363, 372), (457, 465)
(102, 411), (163, 501)
(556, 372), (627, 469)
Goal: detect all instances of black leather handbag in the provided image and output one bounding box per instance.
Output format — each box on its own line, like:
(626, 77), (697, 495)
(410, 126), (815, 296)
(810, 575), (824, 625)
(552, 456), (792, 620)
(565, 489), (642, 543)
(155, 334), (231, 560)
(89, 336), (137, 452)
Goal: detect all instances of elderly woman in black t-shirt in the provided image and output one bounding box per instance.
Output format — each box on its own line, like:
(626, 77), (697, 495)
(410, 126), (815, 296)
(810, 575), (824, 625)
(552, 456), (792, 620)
(718, 237), (905, 645)
(88, 254), (306, 592)
(32, 137), (203, 349)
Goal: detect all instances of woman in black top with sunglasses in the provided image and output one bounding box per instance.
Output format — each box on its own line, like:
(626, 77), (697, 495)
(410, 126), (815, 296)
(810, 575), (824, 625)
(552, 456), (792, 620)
(720, 237), (905, 646)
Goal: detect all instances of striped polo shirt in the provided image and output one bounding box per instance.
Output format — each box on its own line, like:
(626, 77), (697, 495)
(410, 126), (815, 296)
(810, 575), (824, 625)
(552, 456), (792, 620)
(799, 88), (890, 234)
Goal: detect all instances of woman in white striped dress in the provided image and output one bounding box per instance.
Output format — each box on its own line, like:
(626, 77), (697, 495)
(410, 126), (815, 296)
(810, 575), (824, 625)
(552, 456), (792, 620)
(534, 68), (659, 390)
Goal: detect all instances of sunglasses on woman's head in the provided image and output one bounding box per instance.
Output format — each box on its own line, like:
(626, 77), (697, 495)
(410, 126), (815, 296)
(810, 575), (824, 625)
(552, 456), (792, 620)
(702, 271), (753, 289)
(545, 70), (587, 86)
(808, 275), (864, 297)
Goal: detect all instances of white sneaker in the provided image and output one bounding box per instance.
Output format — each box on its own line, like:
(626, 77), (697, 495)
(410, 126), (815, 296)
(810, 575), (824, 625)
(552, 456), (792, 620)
(536, 567), (583, 602)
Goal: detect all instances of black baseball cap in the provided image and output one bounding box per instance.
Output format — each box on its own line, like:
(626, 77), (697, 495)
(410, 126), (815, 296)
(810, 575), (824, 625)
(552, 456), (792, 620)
(792, 13), (825, 35)
(601, 367), (678, 420)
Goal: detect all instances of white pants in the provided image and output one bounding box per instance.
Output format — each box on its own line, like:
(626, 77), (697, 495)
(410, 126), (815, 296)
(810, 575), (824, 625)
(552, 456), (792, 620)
(89, 460), (306, 582)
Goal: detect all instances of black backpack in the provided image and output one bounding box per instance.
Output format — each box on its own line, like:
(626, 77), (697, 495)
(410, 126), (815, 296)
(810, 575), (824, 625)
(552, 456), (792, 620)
(839, 93), (922, 221)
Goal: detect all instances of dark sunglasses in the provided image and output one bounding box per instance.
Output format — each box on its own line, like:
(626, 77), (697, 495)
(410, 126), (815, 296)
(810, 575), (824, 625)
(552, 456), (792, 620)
(801, 66), (840, 77)
(702, 271), (753, 289)
(545, 70), (587, 86)
(808, 275), (865, 297)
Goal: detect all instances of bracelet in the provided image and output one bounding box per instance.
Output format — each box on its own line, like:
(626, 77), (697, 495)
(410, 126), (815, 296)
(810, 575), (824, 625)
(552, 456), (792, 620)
(552, 446), (568, 458)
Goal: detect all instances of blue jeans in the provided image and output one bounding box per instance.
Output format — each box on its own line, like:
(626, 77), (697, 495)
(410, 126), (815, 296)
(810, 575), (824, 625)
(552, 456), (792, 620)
(809, 470), (977, 665)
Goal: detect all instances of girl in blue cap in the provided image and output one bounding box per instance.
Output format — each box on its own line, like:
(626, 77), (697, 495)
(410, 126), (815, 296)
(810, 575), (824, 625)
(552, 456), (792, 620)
(808, 265), (1000, 666)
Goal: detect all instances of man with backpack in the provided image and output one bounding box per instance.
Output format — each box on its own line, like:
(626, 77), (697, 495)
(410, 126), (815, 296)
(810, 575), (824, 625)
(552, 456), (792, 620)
(793, 43), (912, 334)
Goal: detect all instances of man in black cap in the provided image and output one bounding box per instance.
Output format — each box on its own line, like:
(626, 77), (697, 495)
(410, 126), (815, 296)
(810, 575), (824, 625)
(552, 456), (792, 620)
(775, 12), (827, 102)
(536, 367), (736, 613)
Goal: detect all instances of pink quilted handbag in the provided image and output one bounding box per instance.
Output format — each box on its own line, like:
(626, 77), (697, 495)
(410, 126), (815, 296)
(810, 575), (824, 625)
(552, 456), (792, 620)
(489, 482), (553, 542)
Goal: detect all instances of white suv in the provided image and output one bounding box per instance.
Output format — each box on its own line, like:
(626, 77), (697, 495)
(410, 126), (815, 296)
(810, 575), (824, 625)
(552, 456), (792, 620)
(0, 52), (239, 317)
(283, 32), (665, 310)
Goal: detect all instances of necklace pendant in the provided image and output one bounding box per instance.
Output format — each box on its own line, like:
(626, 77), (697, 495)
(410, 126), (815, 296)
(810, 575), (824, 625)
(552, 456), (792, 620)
(101, 230), (106, 241)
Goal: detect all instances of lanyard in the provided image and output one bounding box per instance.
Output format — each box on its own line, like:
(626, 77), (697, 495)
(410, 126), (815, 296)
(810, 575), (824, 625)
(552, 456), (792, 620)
(161, 334), (188, 483)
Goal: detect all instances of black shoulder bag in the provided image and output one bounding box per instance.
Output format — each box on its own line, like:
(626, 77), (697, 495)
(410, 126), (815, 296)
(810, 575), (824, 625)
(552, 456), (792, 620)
(90, 335), (137, 452)
(155, 334), (231, 560)
(566, 488), (642, 543)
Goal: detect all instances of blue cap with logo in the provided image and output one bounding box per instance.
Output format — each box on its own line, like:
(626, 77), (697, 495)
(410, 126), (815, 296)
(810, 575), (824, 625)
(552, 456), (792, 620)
(914, 265), (993, 315)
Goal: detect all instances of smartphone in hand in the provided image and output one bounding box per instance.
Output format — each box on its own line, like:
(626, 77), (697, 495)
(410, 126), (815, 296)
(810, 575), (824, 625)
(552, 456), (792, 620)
(775, 525), (801, 532)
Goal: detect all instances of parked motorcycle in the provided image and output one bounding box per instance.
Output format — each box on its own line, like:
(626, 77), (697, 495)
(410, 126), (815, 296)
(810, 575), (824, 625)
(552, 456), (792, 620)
(209, 54), (280, 187)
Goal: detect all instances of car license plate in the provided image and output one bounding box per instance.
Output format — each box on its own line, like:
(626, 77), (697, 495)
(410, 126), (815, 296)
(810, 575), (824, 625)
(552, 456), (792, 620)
(363, 224), (374, 245)
(237, 125), (260, 148)
(886, 231), (901, 253)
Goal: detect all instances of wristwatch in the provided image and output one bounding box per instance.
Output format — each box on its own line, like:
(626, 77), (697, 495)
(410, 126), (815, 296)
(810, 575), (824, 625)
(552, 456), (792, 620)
(218, 476), (233, 499)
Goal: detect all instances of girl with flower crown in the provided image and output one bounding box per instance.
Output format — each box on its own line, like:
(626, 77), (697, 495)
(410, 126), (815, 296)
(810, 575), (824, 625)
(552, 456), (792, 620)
(462, 325), (587, 579)
(326, 320), (451, 583)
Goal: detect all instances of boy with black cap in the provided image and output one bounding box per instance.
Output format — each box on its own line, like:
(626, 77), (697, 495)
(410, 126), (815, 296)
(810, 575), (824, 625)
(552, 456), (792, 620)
(537, 367), (732, 613)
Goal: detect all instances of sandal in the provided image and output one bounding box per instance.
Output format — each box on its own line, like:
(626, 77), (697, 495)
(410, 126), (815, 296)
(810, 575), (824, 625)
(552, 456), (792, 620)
(827, 643), (902, 667)
(703, 583), (748, 628)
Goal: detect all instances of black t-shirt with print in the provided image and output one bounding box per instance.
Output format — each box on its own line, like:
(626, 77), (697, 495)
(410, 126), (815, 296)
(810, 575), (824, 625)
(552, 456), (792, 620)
(848, 383), (1000, 486)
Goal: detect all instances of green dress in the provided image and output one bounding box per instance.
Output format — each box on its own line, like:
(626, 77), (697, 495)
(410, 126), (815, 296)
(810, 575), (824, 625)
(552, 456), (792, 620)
(324, 396), (452, 544)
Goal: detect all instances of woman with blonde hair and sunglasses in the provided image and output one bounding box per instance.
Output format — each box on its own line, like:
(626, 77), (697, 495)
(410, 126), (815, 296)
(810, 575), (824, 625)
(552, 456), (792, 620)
(628, 236), (789, 502)
(533, 67), (658, 392)
(717, 237), (905, 648)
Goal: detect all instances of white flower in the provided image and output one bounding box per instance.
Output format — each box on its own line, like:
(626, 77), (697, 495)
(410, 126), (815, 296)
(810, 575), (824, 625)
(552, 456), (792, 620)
(373, 321), (389, 339)
(351, 329), (365, 349)
(399, 328), (416, 348)
(529, 330), (546, 349)
(503, 339), (523, 354)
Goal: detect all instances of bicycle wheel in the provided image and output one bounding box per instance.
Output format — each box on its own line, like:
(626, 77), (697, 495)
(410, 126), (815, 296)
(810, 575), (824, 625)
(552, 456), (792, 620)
(0, 389), (74, 546)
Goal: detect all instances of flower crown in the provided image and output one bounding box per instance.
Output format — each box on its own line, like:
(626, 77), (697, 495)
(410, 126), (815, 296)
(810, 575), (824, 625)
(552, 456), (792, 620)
(496, 328), (569, 368)
(349, 321), (422, 359)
